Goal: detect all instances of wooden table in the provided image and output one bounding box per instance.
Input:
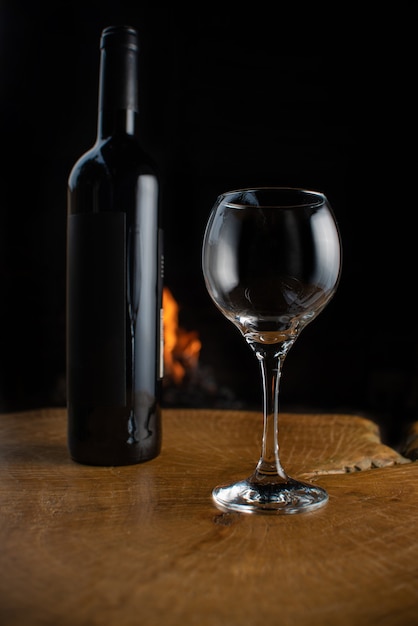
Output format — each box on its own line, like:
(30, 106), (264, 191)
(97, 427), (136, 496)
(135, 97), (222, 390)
(1, 408), (417, 626)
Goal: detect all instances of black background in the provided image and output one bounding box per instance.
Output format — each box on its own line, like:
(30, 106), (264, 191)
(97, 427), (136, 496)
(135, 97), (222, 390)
(0, 2), (416, 445)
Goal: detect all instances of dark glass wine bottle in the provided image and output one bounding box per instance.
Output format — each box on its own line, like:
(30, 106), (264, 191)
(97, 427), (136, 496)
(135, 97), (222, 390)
(67, 25), (163, 466)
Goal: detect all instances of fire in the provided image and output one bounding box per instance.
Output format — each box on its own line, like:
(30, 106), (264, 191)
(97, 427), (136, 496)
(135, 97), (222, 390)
(163, 287), (201, 385)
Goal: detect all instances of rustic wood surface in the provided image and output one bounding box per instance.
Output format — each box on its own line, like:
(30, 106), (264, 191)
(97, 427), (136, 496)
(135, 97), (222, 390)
(0, 407), (417, 626)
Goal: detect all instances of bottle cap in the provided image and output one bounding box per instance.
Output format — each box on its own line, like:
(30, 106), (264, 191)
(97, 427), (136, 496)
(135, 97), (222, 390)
(100, 25), (139, 51)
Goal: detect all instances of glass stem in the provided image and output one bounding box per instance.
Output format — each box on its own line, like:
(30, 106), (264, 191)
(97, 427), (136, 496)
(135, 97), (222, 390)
(254, 344), (289, 481)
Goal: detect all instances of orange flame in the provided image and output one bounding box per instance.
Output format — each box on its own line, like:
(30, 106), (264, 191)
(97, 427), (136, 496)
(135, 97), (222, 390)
(163, 287), (201, 385)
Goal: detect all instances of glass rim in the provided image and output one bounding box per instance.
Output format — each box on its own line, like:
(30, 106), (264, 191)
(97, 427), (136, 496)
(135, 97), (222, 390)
(219, 187), (326, 209)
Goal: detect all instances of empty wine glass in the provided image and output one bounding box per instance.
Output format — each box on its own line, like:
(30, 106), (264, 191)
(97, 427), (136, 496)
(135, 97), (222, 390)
(202, 187), (342, 514)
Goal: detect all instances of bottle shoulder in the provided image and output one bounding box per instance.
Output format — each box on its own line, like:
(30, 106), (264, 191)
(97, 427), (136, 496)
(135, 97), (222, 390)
(68, 135), (158, 189)
(68, 145), (100, 183)
(67, 135), (160, 216)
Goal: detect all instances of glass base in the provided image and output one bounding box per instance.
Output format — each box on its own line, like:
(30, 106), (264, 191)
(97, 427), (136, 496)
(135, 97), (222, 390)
(212, 475), (328, 515)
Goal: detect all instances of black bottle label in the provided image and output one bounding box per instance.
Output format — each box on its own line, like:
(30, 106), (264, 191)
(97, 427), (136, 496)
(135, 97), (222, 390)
(67, 212), (126, 405)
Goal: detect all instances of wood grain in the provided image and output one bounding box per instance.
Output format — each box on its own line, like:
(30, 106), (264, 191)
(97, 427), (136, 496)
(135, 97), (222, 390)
(0, 408), (416, 626)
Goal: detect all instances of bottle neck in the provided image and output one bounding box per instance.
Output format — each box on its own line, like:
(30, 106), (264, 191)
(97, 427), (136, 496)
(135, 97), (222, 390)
(97, 28), (140, 139)
(98, 110), (139, 138)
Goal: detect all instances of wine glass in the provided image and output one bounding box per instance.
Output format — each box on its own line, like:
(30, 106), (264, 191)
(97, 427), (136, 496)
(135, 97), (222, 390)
(202, 187), (342, 514)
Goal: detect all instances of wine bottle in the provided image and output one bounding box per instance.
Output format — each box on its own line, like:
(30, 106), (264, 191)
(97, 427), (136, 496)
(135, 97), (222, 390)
(67, 25), (163, 466)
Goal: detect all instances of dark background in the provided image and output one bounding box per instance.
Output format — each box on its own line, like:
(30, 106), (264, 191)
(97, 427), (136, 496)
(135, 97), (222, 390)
(0, 2), (416, 446)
